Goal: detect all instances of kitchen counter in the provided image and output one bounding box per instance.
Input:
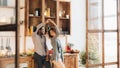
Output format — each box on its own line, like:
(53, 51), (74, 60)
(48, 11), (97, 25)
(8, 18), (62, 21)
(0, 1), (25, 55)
(0, 53), (79, 68)
(0, 56), (33, 68)
(64, 53), (79, 68)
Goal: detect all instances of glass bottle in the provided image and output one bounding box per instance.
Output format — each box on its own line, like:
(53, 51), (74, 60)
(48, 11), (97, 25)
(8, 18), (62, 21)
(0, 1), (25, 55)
(47, 8), (50, 17)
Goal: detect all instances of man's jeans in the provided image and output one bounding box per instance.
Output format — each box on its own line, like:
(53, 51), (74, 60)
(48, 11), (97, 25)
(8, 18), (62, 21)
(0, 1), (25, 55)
(34, 52), (51, 68)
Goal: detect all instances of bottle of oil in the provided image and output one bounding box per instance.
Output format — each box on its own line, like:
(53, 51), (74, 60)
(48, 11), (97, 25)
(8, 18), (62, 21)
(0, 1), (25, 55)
(47, 8), (50, 17)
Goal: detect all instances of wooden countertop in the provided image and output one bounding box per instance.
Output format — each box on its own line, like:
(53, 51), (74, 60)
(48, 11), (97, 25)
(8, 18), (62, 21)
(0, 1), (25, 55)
(64, 53), (79, 55)
(0, 53), (79, 60)
(0, 56), (33, 61)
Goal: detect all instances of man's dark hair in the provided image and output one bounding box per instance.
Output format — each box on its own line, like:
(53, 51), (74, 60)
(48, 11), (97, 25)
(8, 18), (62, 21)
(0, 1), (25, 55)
(45, 24), (51, 32)
(37, 26), (45, 36)
(33, 26), (37, 32)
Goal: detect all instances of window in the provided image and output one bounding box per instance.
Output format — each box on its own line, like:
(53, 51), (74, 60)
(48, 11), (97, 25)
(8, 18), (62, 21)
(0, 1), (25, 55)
(86, 0), (118, 68)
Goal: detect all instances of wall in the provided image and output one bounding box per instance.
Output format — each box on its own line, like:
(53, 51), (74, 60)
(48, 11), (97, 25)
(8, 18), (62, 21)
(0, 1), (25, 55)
(68, 0), (86, 51)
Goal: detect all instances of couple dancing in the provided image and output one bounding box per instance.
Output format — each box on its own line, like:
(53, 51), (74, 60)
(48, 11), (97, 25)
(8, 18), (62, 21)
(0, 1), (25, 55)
(32, 19), (65, 68)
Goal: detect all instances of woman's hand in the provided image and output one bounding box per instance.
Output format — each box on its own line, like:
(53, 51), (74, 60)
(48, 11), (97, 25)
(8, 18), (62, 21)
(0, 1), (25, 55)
(46, 19), (56, 25)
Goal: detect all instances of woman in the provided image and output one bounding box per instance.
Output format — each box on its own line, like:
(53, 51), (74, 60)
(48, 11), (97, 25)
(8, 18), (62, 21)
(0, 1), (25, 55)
(46, 19), (65, 68)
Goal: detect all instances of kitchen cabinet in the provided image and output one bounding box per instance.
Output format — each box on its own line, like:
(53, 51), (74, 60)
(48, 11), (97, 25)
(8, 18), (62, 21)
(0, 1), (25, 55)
(0, 57), (33, 68)
(64, 53), (79, 68)
(52, 53), (79, 68)
(0, 0), (19, 68)
(25, 0), (71, 35)
(31, 53), (79, 68)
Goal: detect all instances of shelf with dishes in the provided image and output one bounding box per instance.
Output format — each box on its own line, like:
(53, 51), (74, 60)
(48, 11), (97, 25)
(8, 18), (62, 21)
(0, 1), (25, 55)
(0, 24), (16, 31)
(0, 6), (15, 9)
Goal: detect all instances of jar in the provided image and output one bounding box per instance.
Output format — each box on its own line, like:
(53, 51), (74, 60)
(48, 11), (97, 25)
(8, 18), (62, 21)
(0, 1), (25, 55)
(35, 8), (40, 16)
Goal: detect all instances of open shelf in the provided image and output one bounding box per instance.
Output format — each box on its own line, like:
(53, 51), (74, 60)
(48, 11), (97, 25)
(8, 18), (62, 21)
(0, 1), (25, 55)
(60, 17), (70, 20)
(59, 0), (70, 2)
(45, 16), (56, 19)
(29, 16), (41, 18)
(0, 6), (15, 9)
(0, 24), (16, 31)
(25, 0), (71, 35)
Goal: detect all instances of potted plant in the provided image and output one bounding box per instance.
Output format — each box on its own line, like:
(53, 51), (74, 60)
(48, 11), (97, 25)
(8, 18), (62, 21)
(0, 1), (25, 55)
(80, 51), (100, 65)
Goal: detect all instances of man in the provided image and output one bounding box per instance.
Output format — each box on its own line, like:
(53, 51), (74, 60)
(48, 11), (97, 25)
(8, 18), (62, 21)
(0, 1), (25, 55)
(32, 22), (51, 68)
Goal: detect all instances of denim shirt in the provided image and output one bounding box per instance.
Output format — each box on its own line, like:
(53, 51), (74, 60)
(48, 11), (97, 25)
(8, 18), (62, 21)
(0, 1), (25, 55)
(51, 37), (63, 62)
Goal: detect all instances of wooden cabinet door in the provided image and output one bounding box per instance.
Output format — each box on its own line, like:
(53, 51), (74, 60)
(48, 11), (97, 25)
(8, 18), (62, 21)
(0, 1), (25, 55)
(64, 54), (78, 68)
